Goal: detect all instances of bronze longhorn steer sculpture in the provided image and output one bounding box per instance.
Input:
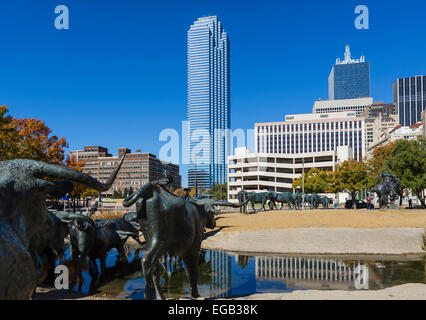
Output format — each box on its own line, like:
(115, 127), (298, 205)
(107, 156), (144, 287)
(246, 191), (275, 213)
(122, 178), (245, 300)
(0, 156), (124, 299)
(69, 205), (142, 292)
(28, 209), (95, 284)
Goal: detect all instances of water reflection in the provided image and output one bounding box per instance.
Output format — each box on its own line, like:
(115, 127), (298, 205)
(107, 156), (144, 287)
(50, 246), (424, 299)
(254, 256), (369, 290)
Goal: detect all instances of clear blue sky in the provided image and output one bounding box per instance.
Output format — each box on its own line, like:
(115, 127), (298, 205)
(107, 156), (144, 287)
(1, 0), (425, 186)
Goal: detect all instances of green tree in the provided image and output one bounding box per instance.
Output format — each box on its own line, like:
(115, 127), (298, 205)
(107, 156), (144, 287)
(384, 139), (426, 208)
(333, 159), (369, 208)
(206, 183), (228, 200)
(292, 168), (333, 193)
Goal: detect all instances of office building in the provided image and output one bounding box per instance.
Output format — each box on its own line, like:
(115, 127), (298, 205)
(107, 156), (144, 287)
(393, 75), (426, 126)
(187, 16), (230, 189)
(423, 110), (426, 139)
(255, 111), (366, 161)
(329, 45), (370, 100)
(228, 146), (352, 202)
(361, 102), (399, 151)
(313, 97), (373, 116)
(367, 122), (423, 152)
(70, 146), (181, 194)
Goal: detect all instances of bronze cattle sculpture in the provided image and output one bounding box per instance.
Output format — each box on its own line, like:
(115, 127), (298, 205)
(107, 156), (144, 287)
(123, 178), (220, 299)
(0, 156), (124, 299)
(245, 191), (275, 213)
(69, 210), (141, 292)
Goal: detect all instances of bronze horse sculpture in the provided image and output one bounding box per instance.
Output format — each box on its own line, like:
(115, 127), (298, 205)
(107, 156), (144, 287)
(371, 171), (401, 209)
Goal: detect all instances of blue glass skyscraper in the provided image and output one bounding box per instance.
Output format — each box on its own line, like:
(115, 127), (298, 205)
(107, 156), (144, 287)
(393, 75), (426, 126)
(329, 45), (370, 100)
(187, 16), (230, 189)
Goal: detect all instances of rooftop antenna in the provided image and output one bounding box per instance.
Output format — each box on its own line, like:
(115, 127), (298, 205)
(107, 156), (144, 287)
(344, 45), (351, 62)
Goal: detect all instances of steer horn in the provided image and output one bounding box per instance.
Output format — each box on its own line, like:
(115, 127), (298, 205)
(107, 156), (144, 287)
(23, 154), (125, 192)
(122, 183), (152, 207)
(52, 211), (109, 230)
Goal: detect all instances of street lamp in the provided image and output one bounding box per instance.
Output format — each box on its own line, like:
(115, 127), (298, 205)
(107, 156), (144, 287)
(302, 156), (305, 211)
(127, 173), (131, 198)
(194, 153), (199, 197)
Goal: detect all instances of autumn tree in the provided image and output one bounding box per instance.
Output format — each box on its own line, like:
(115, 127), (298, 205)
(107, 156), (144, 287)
(333, 159), (369, 208)
(0, 106), (68, 164)
(65, 155), (93, 200)
(188, 187), (204, 198)
(174, 188), (190, 198)
(366, 141), (397, 188)
(0, 106), (18, 161)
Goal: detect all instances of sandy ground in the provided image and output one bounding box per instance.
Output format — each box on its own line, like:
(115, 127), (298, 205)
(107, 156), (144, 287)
(201, 209), (426, 255)
(210, 208), (426, 232)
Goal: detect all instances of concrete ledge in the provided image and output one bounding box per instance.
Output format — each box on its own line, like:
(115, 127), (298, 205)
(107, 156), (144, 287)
(234, 283), (426, 300)
(202, 228), (425, 255)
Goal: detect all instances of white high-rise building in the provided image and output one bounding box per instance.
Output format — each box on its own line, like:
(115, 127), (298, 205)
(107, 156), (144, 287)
(255, 112), (366, 161)
(313, 97), (373, 116)
(187, 16), (230, 189)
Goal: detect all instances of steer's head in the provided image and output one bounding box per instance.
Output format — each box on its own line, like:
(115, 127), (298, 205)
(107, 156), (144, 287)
(0, 156), (124, 247)
(70, 215), (110, 254)
(205, 207), (217, 229)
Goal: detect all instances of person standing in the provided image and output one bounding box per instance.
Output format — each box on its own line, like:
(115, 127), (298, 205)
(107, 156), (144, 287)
(366, 194), (372, 211)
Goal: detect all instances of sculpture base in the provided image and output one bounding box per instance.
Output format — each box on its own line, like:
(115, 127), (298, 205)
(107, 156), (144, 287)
(387, 203), (399, 210)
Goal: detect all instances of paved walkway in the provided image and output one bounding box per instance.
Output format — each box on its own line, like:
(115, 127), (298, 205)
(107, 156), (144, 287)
(202, 228), (425, 255)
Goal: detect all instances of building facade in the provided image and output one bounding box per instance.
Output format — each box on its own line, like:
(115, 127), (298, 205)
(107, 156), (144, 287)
(187, 16), (230, 189)
(228, 146), (352, 202)
(393, 75), (426, 127)
(361, 102), (399, 151)
(328, 45), (370, 100)
(313, 97), (373, 116)
(70, 146), (181, 194)
(255, 112), (366, 161)
(367, 122), (424, 153)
